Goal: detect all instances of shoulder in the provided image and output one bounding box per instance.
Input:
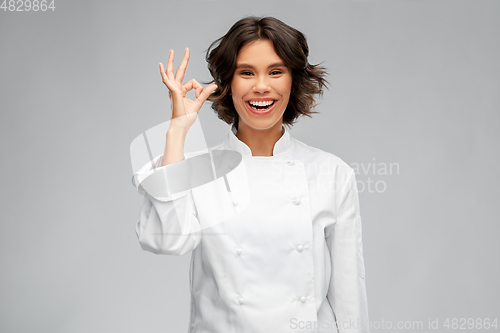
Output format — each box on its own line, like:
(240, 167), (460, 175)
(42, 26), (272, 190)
(291, 137), (354, 178)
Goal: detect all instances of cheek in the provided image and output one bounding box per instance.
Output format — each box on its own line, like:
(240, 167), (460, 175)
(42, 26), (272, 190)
(282, 75), (292, 95)
(282, 79), (292, 101)
(231, 78), (245, 97)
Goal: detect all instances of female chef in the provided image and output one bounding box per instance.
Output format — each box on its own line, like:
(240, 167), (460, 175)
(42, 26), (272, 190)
(135, 16), (370, 333)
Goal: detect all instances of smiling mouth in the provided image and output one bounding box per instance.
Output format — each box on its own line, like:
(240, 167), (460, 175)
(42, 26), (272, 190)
(248, 100), (276, 111)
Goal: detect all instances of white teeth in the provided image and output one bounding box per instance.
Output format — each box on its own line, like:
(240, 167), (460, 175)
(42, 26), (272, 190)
(249, 100), (274, 107)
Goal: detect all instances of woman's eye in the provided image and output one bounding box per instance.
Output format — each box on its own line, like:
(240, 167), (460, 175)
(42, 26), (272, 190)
(271, 70), (283, 75)
(241, 71), (253, 76)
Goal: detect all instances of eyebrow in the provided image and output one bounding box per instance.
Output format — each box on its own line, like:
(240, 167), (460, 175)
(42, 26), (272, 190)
(235, 62), (287, 69)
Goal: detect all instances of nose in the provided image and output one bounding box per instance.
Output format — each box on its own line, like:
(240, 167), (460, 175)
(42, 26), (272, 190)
(253, 75), (270, 93)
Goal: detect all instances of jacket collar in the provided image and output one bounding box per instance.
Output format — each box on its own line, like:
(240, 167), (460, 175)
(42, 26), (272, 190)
(223, 123), (292, 157)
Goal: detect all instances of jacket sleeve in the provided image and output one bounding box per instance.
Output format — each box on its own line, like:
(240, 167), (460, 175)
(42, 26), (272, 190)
(326, 167), (370, 333)
(133, 153), (202, 256)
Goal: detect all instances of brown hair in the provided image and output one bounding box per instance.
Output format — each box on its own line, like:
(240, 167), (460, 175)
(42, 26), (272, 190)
(205, 16), (328, 129)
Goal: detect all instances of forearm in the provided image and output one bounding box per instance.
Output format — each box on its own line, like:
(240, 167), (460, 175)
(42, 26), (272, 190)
(136, 192), (201, 256)
(160, 125), (188, 167)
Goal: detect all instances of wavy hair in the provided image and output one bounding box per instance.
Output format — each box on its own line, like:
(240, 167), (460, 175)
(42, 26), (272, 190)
(205, 16), (328, 129)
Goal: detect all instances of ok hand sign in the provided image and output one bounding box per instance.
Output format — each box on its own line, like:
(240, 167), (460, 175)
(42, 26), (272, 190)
(159, 48), (217, 131)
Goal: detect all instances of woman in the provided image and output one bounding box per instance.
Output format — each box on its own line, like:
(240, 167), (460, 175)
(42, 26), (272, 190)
(134, 16), (370, 333)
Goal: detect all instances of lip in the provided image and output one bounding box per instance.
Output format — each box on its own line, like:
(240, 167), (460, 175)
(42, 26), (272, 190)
(245, 98), (276, 102)
(245, 99), (277, 115)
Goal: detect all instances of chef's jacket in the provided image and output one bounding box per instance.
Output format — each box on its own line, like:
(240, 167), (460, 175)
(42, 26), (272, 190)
(133, 123), (370, 333)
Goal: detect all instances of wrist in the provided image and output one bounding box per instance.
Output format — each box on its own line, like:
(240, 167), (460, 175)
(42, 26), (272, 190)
(167, 125), (189, 138)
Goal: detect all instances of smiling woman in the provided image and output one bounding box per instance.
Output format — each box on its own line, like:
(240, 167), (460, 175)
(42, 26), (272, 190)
(134, 16), (371, 333)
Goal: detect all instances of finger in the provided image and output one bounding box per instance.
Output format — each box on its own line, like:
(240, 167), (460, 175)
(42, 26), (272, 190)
(183, 78), (203, 98)
(175, 48), (190, 83)
(195, 84), (218, 106)
(166, 49), (175, 81)
(159, 62), (169, 83)
(159, 62), (176, 91)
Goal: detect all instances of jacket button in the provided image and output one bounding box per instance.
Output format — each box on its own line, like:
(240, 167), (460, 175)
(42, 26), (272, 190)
(296, 244), (304, 252)
(292, 198), (301, 205)
(236, 247), (242, 255)
(238, 297), (245, 305)
(233, 199), (239, 206)
(300, 296), (306, 303)
(288, 160), (295, 166)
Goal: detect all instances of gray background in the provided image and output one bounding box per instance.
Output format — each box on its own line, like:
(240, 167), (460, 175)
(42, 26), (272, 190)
(1, 0), (499, 332)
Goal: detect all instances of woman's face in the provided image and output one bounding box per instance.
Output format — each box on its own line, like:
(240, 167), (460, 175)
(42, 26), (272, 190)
(231, 39), (292, 132)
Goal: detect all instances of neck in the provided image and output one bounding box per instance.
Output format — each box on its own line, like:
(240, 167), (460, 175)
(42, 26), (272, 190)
(235, 122), (283, 157)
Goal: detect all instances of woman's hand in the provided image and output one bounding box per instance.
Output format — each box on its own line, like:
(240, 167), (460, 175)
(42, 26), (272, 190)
(159, 48), (217, 132)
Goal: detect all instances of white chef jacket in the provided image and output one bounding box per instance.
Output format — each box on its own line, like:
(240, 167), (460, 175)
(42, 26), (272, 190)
(133, 123), (370, 333)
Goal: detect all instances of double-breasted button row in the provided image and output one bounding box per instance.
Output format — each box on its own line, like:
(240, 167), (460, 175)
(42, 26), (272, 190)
(233, 241), (309, 307)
